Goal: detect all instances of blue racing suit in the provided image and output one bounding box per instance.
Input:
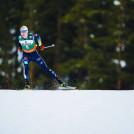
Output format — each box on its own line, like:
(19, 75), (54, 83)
(17, 33), (62, 84)
(22, 51), (59, 80)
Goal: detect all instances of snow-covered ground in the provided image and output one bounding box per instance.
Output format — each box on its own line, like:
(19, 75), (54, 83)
(0, 90), (134, 134)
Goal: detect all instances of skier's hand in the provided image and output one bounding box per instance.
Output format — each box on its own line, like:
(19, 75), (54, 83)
(40, 45), (45, 51)
(18, 48), (22, 52)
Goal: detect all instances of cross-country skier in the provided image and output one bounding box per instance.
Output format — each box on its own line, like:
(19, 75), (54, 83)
(17, 26), (67, 89)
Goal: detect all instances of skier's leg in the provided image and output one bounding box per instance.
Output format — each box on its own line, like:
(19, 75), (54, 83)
(33, 56), (65, 85)
(22, 57), (31, 89)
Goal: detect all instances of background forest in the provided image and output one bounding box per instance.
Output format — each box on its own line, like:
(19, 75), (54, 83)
(0, 0), (134, 90)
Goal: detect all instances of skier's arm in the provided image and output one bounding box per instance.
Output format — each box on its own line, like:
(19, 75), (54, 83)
(17, 35), (22, 52)
(34, 34), (44, 50)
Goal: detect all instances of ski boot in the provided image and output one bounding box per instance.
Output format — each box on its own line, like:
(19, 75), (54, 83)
(60, 82), (67, 87)
(60, 82), (76, 90)
(57, 79), (77, 90)
(57, 79), (67, 87)
(25, 80), (30, 90)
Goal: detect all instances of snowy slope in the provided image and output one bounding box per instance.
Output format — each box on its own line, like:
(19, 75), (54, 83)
(0, 90), (134, 134)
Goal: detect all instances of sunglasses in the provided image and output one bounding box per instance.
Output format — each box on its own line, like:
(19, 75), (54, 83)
(20, 30), (28, 33)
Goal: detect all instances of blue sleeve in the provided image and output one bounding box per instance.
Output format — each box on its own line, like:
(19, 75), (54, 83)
(34, 33), (42, 47)
(34, 33), (40, 40)
(17, 35), (22, 50)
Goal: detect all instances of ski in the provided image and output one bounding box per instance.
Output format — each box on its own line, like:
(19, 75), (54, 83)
(59, 86), (77, 90)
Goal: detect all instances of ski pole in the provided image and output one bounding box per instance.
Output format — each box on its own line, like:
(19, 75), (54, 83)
(44, 44), (55, 49)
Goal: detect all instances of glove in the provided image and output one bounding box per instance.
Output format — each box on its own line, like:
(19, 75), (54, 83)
(40, 45), (45, 51)
(18, 48), (22, 52)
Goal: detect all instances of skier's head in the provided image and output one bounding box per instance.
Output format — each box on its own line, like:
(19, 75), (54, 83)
(20, 26), (28, 38)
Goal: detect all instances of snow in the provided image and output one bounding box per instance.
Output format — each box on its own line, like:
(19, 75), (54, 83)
(0, 90), (134, 134)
